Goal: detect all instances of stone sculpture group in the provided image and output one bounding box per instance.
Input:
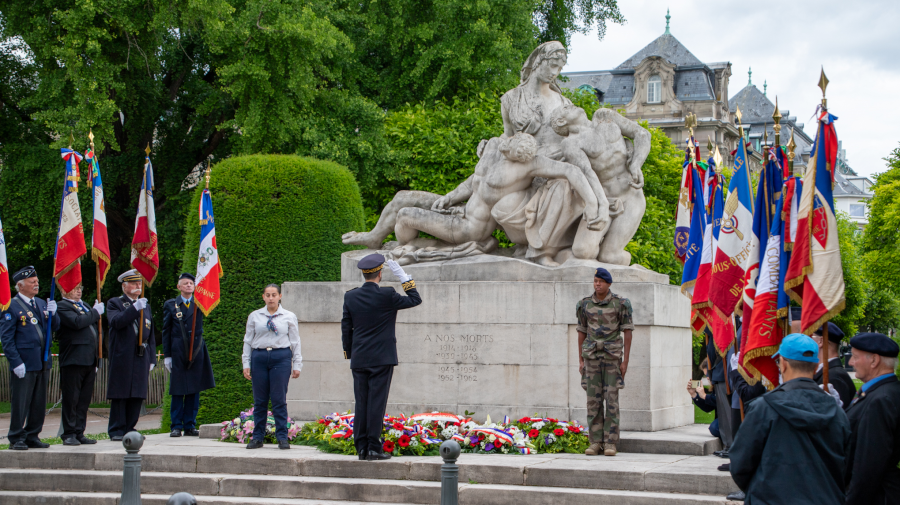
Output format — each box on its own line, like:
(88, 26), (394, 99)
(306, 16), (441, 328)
(343, 41), (651, 267)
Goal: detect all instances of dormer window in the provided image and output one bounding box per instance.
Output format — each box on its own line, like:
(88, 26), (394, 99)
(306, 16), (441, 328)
(648, 74), (661, 103)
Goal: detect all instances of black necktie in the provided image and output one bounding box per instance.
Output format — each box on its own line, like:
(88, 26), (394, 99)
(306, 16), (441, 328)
(30, 299), (37, 313)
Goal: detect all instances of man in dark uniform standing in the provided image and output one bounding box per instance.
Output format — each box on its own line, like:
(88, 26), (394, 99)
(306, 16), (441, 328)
(56, 283), (104, 445)
(162, 272), (215, 437)
(106, 269), (157, 440)
(811, 322), (855, 409)
(341, 254), (422, 461)
(0, 266), (59, 450)
(844, 332), (900, 505)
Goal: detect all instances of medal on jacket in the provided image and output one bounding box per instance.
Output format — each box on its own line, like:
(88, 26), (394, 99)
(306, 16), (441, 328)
(30, 317), (38, 325)
(176, 311), (183, 319)
(26, 311), (33, 318)
(20, 315), (26, 326)
(145, 319), (151, 329)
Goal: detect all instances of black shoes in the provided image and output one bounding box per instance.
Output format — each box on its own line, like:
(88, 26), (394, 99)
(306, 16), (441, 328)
(714, 449), (730, 459)
(278, 440), (290, 450)
(170, 429), (183, 437)
(366, 450), (391, 461)
(25, 440), (49, 449)
(10, 441), (28, 450)
(184, 429), (200, 437)
(718, 463), (730, 472)
(358, 449), (367, 461)
(77, 436), (97, 445)
(246, 439), (264, 449)
(63, 437), (81, 446)
(110, 435), (124, 441)
(726, 490), (746, 501)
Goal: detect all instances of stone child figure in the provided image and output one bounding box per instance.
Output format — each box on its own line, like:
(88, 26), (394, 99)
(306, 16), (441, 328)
(577, 267), (633, 457)
(548, 104), (650, 266)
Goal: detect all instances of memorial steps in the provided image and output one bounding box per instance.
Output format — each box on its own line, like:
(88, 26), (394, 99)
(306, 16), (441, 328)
(0, 431), (736, 505)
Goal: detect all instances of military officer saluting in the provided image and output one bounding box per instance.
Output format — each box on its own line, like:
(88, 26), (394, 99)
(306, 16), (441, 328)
(576, 267), (633, 457)
(106, 269), (157, 440)
(162, 273), (215, 437)
(342, 254), (422, 461)
(0, 266), (60, 450)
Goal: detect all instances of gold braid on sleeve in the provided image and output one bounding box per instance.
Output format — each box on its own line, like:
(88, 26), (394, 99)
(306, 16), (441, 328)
(401, 279), (416, 291)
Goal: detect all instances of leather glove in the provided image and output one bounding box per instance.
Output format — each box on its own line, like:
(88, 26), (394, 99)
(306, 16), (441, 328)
(164, 357), (172, 373)
(93, 301), (105, 315)
(46, 299), (57, 314)
(819, 383), (842, 406)
(133, 298), (148, 311)
(386, 260), (412, 283)
(729, 352), (739, 371)
(149, 363), (155, 372)
(13, 363), (25, 378)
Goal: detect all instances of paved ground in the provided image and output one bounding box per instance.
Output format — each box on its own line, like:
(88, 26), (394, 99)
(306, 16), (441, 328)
(0, 409), (162, 439)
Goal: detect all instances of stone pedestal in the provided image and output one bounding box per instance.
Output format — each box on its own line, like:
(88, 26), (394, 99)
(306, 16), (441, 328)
(281, 251), (693, 431)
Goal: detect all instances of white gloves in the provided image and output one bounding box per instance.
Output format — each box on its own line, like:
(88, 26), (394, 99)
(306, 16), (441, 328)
(133, 298), (148, 311)
(13, 363), (25, 378)
(149, 363), (155, 372)
(46, 299), (57, 314)
(387, 260), (412, 283)
(729, 353), (739, 371)
(164, 357), (172, 373)
(93, 301), (105, 315)
(820, 383), (842, 407)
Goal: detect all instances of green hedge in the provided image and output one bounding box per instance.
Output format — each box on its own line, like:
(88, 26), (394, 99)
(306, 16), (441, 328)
(173, 155), (365, 427)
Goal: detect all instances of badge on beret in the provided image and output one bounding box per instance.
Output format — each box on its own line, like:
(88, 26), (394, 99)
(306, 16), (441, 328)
(30, 318), (38, 325)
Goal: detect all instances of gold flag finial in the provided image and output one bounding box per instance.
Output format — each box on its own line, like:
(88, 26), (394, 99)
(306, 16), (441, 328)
(68, 133), (74, 149)
(773, 97), (782, 145)
(735, 106), (742, 125)
(787, 128), (797, 177)
(818, 67), (829, 108)
(205, 159), (211, 189)
(144, 143), (151, 157)
(772, 97), (782, 122)
(707, 135), (714, 155)
(88, 129), (95, 149)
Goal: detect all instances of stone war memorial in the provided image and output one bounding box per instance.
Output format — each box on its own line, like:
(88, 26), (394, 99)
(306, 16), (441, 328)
(282, 41), (692, 432)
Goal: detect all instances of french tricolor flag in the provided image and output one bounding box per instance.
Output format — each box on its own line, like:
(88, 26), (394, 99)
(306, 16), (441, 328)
(55, 149), (87, 293)
(131, 152), (159, 285)
(85, 149), (111, 287)
(195, 187), (222, 316)
(0, 212), (10, 310)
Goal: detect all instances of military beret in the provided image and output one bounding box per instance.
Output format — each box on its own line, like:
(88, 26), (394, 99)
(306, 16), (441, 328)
(790, 306), (802, 321)
(850, 332), (900, 358)
(12, 266), (36, 282)
(814, 322), (845, 343)
(117, 269), (142, 283)
(178, 272), (196, 282)
(594, 267), (612, 284)
(358, 253), (385, 274)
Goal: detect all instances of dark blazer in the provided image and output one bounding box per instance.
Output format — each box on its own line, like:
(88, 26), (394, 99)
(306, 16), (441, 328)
(0, 294), (60, 371)
(162, 297), (215, 396)
(341, 282), (421, 369)
(106, 295), (157, 399)
(55, 299), (100, 368)
(844, 375), (900, 505)
(813, 357), (856, 410)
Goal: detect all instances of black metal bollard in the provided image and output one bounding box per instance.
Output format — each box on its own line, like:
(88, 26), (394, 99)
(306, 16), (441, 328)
(167, 492), (198, 504)
(121, 431), (145, 505)
(439, 440), (460, 505)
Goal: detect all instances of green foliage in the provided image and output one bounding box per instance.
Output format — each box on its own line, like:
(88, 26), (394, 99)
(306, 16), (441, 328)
(533, 0), (625, 46)
(182, 155), (365, 425)
(561, 88), (602, 119)
(832, 212), (868, 337)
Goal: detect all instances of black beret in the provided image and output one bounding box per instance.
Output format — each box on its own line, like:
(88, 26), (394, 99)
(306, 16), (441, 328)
(12, 266), (36, 282)
(814, 322), (845, 343)
(178, 272), (195, 282)
(850, 332), (900, 358)
(358, 253), (385, 274)
(790, 307), (802, 321)
(594, 267), (612, 284)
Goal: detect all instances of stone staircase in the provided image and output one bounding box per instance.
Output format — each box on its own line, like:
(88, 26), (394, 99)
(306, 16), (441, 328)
(0, 428), (736, 504)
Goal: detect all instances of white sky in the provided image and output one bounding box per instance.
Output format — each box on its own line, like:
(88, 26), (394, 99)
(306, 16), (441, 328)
(565, 0), (900, 179)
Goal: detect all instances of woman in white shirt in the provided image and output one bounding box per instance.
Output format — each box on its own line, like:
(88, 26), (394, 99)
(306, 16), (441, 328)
(241, 284), (302, 449)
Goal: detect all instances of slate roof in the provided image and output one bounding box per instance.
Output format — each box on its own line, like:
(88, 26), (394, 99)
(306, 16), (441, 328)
(615, 33), (704, 70)
(675, 69), (714, 101)
(604, 74), (635, 104)
(561, 71), (613, 94)
(728, 85), (773, 123)
(833, 170), (867, 197)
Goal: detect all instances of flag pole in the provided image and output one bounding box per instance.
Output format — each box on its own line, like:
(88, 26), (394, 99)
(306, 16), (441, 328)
(817, 69), (831, 392)
(89, 130), (104, 360)
(188, 162), (211, 367)
(138, 143), (151, 351)
(45, 135), (75, 363)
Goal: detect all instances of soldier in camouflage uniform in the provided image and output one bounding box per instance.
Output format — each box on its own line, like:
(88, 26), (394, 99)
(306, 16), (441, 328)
(576, 267), (634, 456)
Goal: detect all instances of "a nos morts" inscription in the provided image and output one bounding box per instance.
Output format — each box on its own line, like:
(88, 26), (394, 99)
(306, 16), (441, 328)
(425, 333), (494, 382)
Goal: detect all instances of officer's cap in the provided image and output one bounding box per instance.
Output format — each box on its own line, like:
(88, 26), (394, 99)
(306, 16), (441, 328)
(358, 254), (385, 274)
(178, 272), (196, 282)
(12, 266), (37, 282)
(814, 322), (845, 344)
(594, 267), (613, 284)
(850, 332), (899, 358)
(117, 269), (142, 283)
(773, 333), (819, 363)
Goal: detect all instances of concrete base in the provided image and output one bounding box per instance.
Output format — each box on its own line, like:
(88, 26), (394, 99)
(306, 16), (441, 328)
(281, 251), (693, 432)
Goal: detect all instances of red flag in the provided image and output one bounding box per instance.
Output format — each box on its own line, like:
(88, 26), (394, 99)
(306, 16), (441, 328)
(85, 149), (111, 287)
(55, 149), (87, 293)
(131, 153), (159, 285)
(0, 213), (10, 310)
(194, 188), (222, 315)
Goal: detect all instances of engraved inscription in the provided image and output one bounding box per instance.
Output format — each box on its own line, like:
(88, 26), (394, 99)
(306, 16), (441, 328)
(425, 333), (494, 382)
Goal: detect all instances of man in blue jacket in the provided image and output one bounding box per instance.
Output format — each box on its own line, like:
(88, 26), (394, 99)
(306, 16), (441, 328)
(729, 333), (851, 504)
(0, 266), (60, 450)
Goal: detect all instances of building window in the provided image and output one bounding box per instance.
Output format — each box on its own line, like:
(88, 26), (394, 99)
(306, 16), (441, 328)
(647, 75), (661, 103)
(849, 203), (866, 218)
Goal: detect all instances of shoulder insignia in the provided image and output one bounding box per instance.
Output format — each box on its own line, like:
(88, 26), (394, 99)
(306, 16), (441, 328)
(346, 287), (358, 292)
(4, 313), (10, 321)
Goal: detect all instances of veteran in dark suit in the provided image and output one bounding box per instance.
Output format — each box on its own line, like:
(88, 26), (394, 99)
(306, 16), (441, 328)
(106, 269), (157, 440)
(810, 322), (856, 409)
(0, 266), (59, 450)
(162, 272), (215, 437)
(56, 283), (104, 445)
(844, 332), (900, 505)
(341, 254), (422, 461)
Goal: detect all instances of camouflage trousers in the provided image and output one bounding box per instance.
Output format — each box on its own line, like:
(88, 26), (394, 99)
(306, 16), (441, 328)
(581, 358), (624, 444)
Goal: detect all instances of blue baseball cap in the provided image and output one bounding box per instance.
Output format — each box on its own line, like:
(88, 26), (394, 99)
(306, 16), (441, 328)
(772, 333), (819, 363)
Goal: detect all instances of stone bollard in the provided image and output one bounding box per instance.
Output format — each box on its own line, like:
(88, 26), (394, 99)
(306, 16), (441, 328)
(121, 431), (145, 505)
(167, 492), (198, 504)
(439, 440), (461, 505)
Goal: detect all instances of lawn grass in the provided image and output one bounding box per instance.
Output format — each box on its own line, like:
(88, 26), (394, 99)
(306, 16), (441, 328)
(1, 427), (165, 450)
(694, 404), (714, 424)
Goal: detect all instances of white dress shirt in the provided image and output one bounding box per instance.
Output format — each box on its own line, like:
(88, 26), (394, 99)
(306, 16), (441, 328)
(242, 305), (302, 371)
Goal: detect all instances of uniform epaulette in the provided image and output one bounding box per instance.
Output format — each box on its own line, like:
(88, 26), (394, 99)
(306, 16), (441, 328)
(346, 287), (358, 292)
(401, 280), (416, 292)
